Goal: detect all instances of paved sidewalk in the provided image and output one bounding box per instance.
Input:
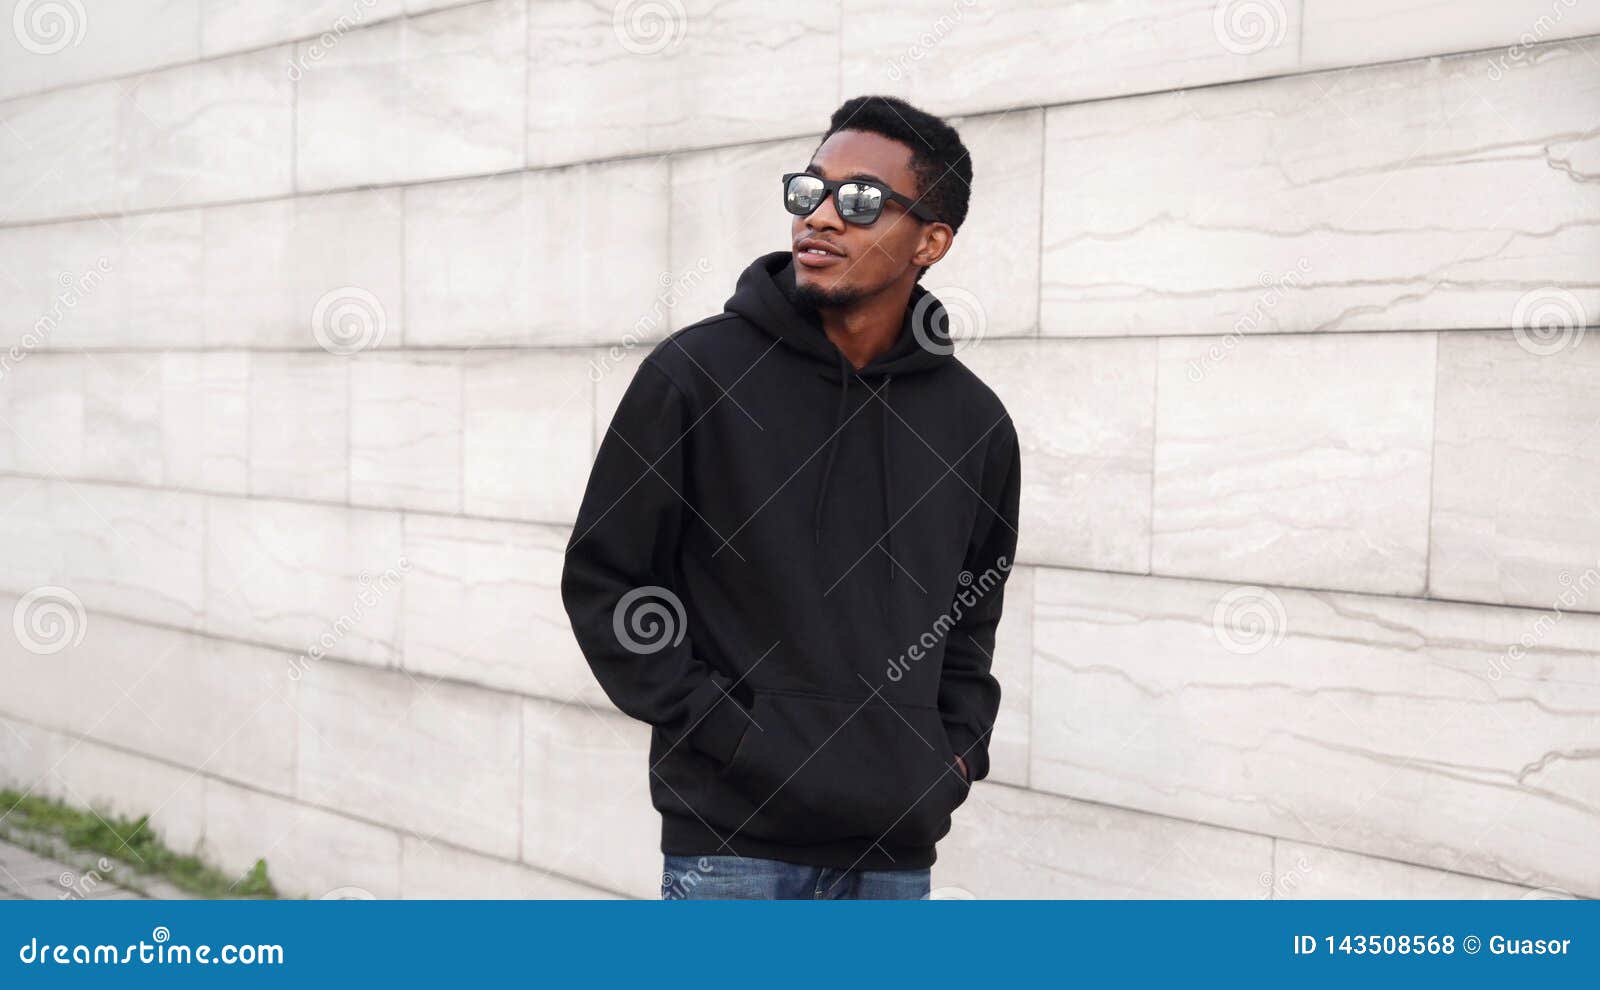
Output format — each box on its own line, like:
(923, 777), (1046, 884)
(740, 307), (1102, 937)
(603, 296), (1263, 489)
(0, 834), (197, 900)
(0, 836), (143, 899)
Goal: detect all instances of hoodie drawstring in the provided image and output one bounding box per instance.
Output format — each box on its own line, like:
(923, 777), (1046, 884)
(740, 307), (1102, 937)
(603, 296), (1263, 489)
(813, 349), (851, 546)
(880, 374), (895, 583)
(812, 355), (897, 584)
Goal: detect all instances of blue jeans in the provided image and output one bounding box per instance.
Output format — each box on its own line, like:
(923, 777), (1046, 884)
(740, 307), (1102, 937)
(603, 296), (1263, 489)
(661, 853), (930, 900)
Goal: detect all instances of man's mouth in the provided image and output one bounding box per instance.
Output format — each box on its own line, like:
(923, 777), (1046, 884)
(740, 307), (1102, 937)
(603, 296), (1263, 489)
(796, 241), (845, 267)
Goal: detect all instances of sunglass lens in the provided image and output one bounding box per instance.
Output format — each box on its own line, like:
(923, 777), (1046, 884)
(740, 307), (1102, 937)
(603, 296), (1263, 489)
(837, 182), (882, 223)
(784, 174), (825, 215)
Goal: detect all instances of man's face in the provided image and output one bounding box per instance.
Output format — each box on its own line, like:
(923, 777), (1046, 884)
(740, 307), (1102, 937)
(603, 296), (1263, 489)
(790, 129), (946, 309)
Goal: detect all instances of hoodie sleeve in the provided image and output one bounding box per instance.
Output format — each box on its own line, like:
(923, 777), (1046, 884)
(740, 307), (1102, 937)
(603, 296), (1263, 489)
(938, 416), (1021, 784)
(561, 357), (751, 765)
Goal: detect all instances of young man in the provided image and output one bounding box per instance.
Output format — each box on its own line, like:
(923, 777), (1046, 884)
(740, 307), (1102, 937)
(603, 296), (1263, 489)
(562, 95), (1020, 900)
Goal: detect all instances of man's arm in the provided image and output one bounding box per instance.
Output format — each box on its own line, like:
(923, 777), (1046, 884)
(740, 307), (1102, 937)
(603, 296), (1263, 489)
(938, 417), (1022, 784)
(560, 357), (749, 764)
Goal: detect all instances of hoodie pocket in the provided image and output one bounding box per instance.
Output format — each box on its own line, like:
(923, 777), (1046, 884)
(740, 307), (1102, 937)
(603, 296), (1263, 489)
(719, 688), (970, 849)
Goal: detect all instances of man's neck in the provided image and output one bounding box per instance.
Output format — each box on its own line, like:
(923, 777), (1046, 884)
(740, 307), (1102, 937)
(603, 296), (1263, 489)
(818, 280), (913, 370)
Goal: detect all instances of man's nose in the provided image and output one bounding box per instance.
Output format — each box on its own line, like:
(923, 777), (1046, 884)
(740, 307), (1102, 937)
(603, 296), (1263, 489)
(805, 192), (845, 231)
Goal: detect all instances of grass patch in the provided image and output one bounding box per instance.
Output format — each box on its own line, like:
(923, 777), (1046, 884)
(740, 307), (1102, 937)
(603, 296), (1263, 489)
(0, 788), (277, 899)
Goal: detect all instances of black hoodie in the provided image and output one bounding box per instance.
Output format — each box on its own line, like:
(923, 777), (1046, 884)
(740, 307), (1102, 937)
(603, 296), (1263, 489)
(562, 250), (1021, 871)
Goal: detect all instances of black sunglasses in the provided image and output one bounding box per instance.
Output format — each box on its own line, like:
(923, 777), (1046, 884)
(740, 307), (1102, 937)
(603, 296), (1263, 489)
(782, 171), (938, 226)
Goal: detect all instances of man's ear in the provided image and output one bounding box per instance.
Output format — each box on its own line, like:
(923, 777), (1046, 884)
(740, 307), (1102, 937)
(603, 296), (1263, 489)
(913, 223), (954, 270)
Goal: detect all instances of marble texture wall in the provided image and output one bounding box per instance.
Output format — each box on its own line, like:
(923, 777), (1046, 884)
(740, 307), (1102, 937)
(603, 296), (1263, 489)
(0, 0), (1594, 900)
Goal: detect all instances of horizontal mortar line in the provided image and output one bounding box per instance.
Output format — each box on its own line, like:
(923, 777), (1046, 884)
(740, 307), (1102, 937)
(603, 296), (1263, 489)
(16, 552), (1600, 745)
(9, 470), (1600, 623)
(3, 567), (1598, 746)
(4, 29), (1598, 232)
(1, 469), (1595, 623)
(977, 776), (1575, 898)
(0, 588), (628, 719)
(0, 702), (1570, 900)
(0, 130), (816, 233)
(0, 468), (580, 532)
(931, 30), (1600, 121)
(5, 325), (1551, 358)
(0, 0), (499, 105)
(7, 342), (652, 358)
(0, 707), (634, 901)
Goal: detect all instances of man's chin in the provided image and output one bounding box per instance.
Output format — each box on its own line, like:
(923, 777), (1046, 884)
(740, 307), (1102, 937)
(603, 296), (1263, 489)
(793, 272), (865, 311)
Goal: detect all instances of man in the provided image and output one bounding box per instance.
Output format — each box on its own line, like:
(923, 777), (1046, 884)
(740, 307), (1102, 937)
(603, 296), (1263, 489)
(562, 95), (1020, 900)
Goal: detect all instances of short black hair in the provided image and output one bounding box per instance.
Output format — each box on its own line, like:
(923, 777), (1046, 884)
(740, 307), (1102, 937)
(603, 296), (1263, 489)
(818, 95), (972, 282)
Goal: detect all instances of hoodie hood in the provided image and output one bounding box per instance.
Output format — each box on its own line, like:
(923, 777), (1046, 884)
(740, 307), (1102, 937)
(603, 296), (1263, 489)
(723, 250), (956, 379)
(722, 250), (956, 581)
